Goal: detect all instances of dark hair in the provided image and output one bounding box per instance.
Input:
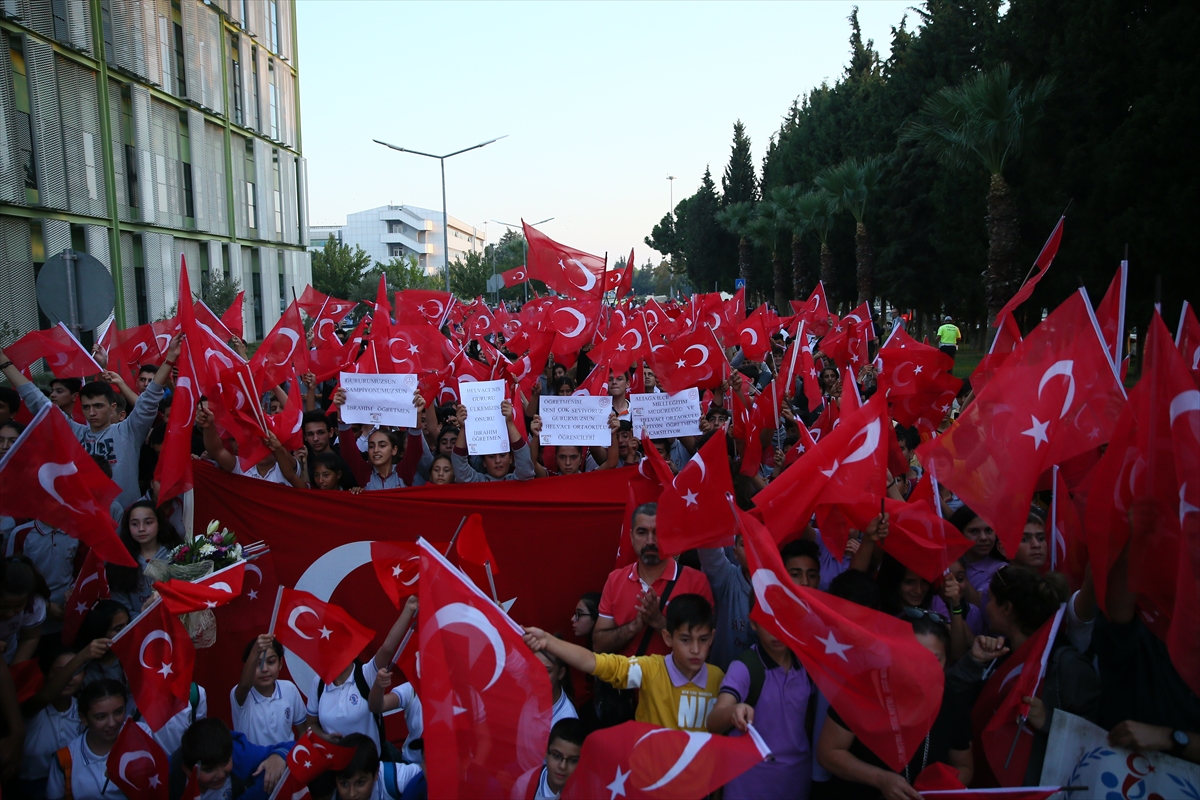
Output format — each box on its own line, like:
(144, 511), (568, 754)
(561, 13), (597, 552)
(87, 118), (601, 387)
(548, 717), (587, 750)
(911, 615), (951, 652)
(429, 452), (453, 474)
(0, 555), (51, 602)
(704, 405), (731, 421)
(91, 454), (113, 479)
(578, 591), (601, 619)
(148, 421), (167, 447)
(39, 642), (75, 676)
(114, 394), (128, 414)
(1027, 505), (1047, 527)
(437, 423), (459, 442)
(877, 554), (930, 615)
(242, 636), (284, 662)
(780, 539), (820, 567)
(632, 502), (656, 530)
(828, 570), (881, 610)
(895, 424), (920, 452)
(0, 420), (23, 435)
(49, 377), (82, 394)
(79, 382), (116, 404)
(989, 565), (1068, 636)
(138, 363), (159, 376)
(552, 376), (577, 394)
(665, 593), (714, 633)
(312, 451), (345, 477)
(302, 410), (331, 432)
(77, 678), (126, 718)
(332, 733), (380, 780)
(368, 428), (402, 461)
(74, 599), (131, 651)
(157, 396), (172, 413)
(106, 501), (182, 594)
(0, 386), (18, 415)
(948, 505), (982, 533)
(181, 718), (233, 769)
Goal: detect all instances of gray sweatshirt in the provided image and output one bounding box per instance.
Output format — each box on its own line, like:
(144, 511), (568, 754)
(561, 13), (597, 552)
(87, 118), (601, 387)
(698, 546), (753, 672)
(19, 381), (164, 510)
(451, 440), (536, 483)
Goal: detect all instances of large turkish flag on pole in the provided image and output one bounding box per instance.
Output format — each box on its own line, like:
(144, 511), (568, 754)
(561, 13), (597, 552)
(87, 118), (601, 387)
(418, 538), (553, 799)
(110, 600), (194, 730)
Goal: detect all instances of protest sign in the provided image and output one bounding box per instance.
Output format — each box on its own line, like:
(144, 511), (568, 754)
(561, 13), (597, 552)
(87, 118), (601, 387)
(539, 395), (613, 446)
(629, 388), (703, 439)
(461, 379), (509, 455)
(1040, 711), (1200, 798)
(339, 372), (418, 428)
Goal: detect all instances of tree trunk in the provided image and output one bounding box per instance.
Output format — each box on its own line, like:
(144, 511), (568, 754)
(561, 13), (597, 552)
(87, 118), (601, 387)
(819, 242), (834, 291)
(791, 233), (806, 300)
(984, 173), (1020, 333)
(773, 248), (788, 311)
(855, 221), (873, 306)
(738, 236), (752, 290)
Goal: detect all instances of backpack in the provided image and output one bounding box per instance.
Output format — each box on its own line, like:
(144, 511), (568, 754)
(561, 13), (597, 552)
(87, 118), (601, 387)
(316, 661), (402, 761)
(733, 647), (818, 742)
(55, 746), (74, 800)
(383, 761), (427, 800)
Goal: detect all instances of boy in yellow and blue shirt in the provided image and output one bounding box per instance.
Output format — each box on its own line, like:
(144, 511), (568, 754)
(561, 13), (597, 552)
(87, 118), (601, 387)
(523, 594), (724, 731)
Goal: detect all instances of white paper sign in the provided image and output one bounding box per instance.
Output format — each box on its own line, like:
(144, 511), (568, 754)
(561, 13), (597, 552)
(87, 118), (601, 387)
(539, 395), (613, 447)
(460, 379), (509, 456)
(1040, 711), (1200, 799)
(339, 372), (418, 428)
(628, 389), (703, 439)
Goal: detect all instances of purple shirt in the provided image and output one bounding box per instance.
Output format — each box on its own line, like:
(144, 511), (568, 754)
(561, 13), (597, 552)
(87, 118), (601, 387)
(930, 596), (986, 637)
(719, 645), (813, 800)
(964, 556), (1006, 628)
(814, 529), (849, 592)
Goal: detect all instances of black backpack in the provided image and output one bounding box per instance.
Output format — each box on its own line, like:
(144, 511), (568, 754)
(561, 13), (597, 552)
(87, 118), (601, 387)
(732, 647), (818, 742)
(316, 661), (403, 761)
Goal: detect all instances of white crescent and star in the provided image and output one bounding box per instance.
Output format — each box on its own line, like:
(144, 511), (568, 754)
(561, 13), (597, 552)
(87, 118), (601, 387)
(683, 344), (709, 367)
(286, 605), (321, 640)
(38, 462), (81, 513)
(432, 602), (507, 691)
(138, 629), (174, 677)
(1037, 360), (1076, 419)
(632, 728), (711, 792)
(553, 307), (588, 339)
(118, 750), (157, 787)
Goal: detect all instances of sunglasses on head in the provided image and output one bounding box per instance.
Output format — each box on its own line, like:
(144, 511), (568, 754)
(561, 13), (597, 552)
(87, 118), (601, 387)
(901, 606), (949, 625)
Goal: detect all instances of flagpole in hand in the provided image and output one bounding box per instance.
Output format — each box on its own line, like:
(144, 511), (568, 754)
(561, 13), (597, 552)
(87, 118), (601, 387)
(444, 515), (468, 556)
(1004, 714), (1027, 770)
(484, 560), (501, 606)
(263, 586), (284, 671)
(391, 626), (415, 666)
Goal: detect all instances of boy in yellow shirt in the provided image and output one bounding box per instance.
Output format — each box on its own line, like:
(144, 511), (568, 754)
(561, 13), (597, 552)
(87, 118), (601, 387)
(523, 594), (724, 732)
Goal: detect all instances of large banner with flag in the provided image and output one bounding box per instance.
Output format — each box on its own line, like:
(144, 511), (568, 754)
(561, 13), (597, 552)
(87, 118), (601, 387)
(190, 461), (629, 722)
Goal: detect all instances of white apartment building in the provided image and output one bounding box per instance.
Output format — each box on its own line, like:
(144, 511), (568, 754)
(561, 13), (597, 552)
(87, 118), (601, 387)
(312, 205), (485, 274)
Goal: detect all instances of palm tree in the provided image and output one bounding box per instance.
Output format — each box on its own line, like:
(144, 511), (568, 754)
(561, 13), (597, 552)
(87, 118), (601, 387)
(900, 63), (1055, 328)
(777, 187), (838, 300)
(715, 201), (755, 293)
(815, 156), (885, 307)
(747, 195), (791, 309)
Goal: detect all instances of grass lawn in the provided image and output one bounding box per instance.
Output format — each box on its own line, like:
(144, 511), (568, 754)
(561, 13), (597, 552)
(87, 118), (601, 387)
(951, 348), (982, 381)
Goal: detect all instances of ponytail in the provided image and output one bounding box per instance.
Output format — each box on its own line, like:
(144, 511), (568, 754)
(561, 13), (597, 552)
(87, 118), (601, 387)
(990, 565), (1068, 635)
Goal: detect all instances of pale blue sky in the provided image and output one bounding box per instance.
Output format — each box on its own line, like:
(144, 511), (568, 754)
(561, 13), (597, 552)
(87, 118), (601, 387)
(296, 1), (915, 260)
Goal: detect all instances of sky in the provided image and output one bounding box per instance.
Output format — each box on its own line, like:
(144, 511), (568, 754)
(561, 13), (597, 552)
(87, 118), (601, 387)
(297, 1), (916, 262)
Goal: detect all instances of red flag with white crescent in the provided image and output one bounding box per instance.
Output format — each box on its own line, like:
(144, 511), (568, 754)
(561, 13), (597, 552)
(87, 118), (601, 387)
(110, 600), (194, 730)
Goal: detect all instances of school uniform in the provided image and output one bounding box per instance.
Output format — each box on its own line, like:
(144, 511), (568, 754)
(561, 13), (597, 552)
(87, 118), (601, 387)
(45, 732), (124, 800)
(307, 660), (382, 747)
(364, 761), (425, 800)
(550, 689), (578, 727)
(391, 682), (424, 765)
(21, 701), (83, 792)
(230, 679), (307, 746)
(0, 592), (46, 663)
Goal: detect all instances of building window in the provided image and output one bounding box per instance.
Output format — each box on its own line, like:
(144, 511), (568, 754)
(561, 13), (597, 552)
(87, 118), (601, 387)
(155, 154), (169, 216)
(250, 47), (260, 130)
(272, 149), (282, 239)
(229, 35), (243, 125)
(387, 220), (403, 234)
(173, 21), (187, 97)
(278, 250), (286, 312)
(388, 244), (405, 258)
(267, 62), (278, 140)
(51, 0), (70, 41)
(8, 37), (37, 201)
(178, 111), (194, 221)
(82, 131), (98, 200)
(245, 181), (257, 230)
(268, 0), (279, 53)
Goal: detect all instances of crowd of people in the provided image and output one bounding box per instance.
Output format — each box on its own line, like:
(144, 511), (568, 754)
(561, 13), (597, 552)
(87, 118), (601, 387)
(0, 284), (1196, 800)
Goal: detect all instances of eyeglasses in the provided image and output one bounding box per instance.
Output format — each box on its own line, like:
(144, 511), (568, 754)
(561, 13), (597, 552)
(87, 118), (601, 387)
(572, 610), (593, 621)
(547, 749), (580, 768)
(901, 606), (949, 625)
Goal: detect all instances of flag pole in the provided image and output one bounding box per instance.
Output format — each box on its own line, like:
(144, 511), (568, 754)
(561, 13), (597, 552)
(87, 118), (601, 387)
(1004, 715), (1027, 770)
(391, 626), (415, 666)
(444, 515), (468, 556)
(484, 560), (501, 605)
(267, 586), (284, 637)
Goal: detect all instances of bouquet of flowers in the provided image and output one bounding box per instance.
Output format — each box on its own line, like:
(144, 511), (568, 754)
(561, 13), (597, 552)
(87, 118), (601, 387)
(169, 520), (244, 571)
(147, 519), (245, 648)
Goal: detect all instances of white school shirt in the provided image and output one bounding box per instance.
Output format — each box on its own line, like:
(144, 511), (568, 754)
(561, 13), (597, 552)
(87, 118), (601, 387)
(232, 460), (295, 485)
(230, 679), (307, 746)
(21, 701), (83, 781)
(199, 777), (233, 800)
(0, 593), (46, 663)
(536, 765), (560, 799)
(551, 689), (578, 727)
(44, 731), (124, 800)
(369, 762), (424, 800)
(139, 684), (207, 756)
(392, 682), (423, 764)
(307, 660), (381, 747)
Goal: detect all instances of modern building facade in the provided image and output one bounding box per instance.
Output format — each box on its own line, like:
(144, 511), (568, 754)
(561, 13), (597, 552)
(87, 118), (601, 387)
(0, 0), (310, 345)
(313, 204), (485, 275)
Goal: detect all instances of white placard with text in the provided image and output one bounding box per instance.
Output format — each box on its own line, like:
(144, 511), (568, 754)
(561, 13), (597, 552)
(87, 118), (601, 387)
(460, 379), (509, 455)
(339, 372), (418, 428)
(628, 388), (703, 439)
(539, 395), (613, 446)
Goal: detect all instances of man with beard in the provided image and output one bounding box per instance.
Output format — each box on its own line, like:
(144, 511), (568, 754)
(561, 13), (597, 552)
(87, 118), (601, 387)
(592, 502), (713, 657)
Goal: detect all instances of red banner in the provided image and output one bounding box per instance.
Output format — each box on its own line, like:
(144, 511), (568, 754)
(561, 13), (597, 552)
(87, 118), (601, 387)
(190, 461), (628, 724)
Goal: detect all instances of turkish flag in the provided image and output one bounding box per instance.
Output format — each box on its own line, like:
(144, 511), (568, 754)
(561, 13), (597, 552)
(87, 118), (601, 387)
(418, 538), (553, 799)
(396, 289), (455, 328)
(972, 313), (1024, 397)
(616, 454), (672, 569)
(62, 548), (110, 644)
(272, 588), (375, 683)
(500, 265), (529, 288)
(106, 322), (160, 381)
(1094, 262), (1128, 368)
(214, 551), (279, 634)
(372, 540), (422, 606)
(0, 405), (134, 567)
(506, 329), (554, 398)
(298, 285), (356, 324)
(592, 314), (650, 376)
(456, 513), (498, 573)
(914, 763), (1061, 800)
(1177, 300), (1200, 388)
(879, 494), (973, 583)
(212, 361), (272, 469)
(193, 300), (236, 345)
(107, 719), (170, 800)
(561, 720), (770, 800)
(110, 600), (194, 730)
(739, 305), (775, 361)
(1049, 466), (1086, 587)
(878, 336), (955, 397)
(284, 728), (356, 785)
(220, 291), (245, 339)
(394, 627), (421, 697)
(819, 319), (870, 371)
(649, 328), (726, 394)
(179, 765), (201, 800)
(10, 659), (44, 703)
(574, 363), (610, 398)
(5, 323), (103, 378)
(155, 562), (245, 614)
(917, 290), (1126, 557)
(251, 301), (309, 390)
(975, 605), (1066, 786)
(754, 392), (888, 543)
(548, 298), (602, 359)
(791, 281), (834, 337)
(994, 216), (1064, 327)
(264, 375), (304, 452)
(737, 503), (944, 772)
(466, 297), (500, 340)
(523, 220), (606, 299)
(618, 250), (635, 298)
(154, 341), (198, 505)
(656, 430), (737, 556)
(1080, 404), (1137, 610)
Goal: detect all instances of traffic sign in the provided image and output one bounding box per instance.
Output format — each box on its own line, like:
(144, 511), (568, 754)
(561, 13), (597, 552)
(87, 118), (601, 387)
(734, 278), (746, 290)
(36, 249), (115, 336)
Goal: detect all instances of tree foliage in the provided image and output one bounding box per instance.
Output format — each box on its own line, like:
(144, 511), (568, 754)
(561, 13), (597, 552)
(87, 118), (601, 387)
(200, 271), (242, 317)
(311, 238), (372, 301)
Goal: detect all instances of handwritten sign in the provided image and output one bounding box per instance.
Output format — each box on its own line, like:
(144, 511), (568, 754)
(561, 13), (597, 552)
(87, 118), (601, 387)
(539, 395), (613, 447)
(460, 379), (508, 456)
(628, 388), (702, 439)
(339, 372), (418, 428)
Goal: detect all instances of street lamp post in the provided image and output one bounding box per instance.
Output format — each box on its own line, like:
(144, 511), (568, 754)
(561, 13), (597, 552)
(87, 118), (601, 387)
(373, 135), (508, 293)
(667, 175), (675, 211)
(493, 217), (553, 303)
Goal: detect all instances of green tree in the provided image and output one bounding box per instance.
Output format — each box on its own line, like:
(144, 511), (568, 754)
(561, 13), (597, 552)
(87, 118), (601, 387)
(438, 251), (492, 300)
(814, 155), (885, 305)
(776, 187), (836, 300)
(200, 272), (242, 317)
(900, 64), (1055, 327)
(311, 238), (372, 300)
(747, 193), (791, 308)
(722, 121), (759, 205)
(715, 201), (756, 293)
